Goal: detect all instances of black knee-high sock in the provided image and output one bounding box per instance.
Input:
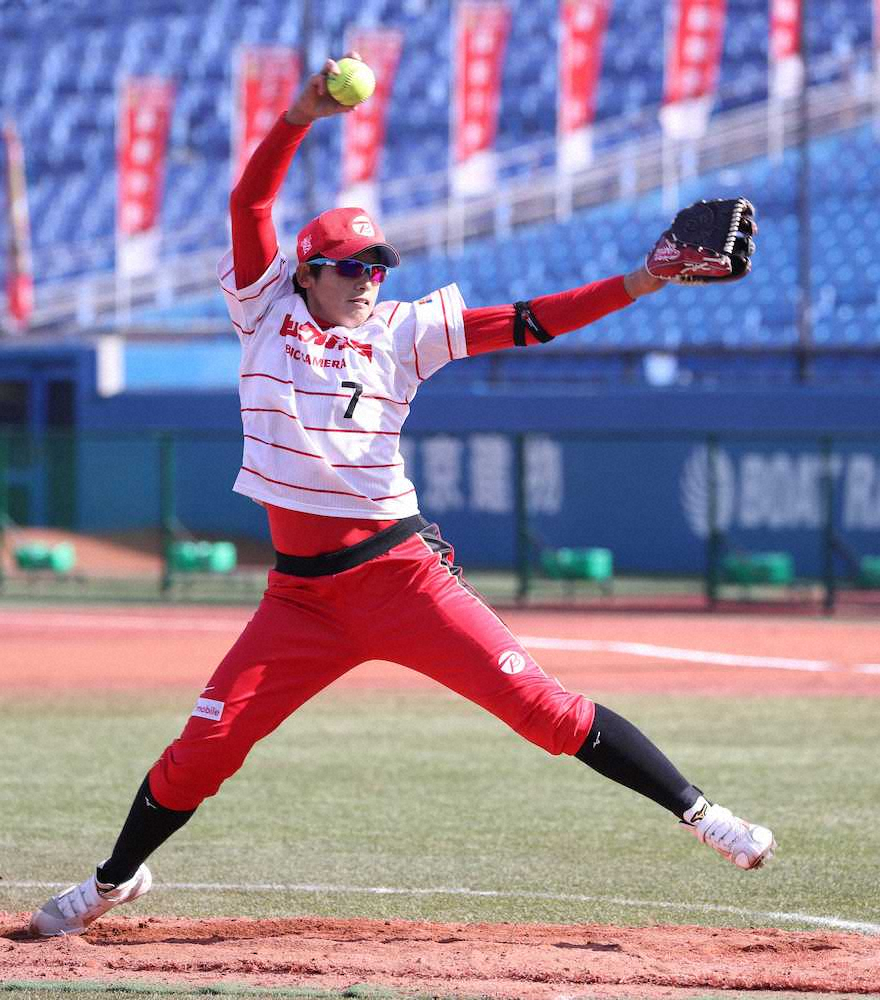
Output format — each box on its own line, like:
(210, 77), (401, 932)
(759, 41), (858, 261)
(96, 775), (196, 886)
(575, 704), (702, 818)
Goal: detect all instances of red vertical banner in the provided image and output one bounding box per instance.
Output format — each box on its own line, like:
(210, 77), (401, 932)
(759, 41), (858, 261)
(660, 0), (727, 138)
(232, 46), (300, 186)
(452, 1), (511, 196)
(116, 77), (174, 278)
(2, 120), (33, 331)
(770, 0), (803, 99)
(558, 0), (611, 171)
(770, 0), (800, 60)
(339, 30), (404, 213)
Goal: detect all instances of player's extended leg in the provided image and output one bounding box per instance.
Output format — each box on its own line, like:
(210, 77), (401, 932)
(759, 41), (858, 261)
(30, 572), (360, 936)
(363, 529), (775, 871)
(573, 703), (774, 868)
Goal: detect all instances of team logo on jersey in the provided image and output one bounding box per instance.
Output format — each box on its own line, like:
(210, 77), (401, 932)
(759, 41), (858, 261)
(498, 650), (526, 675)
(351, 215), (375, 237)
(279, 315), (373, 361)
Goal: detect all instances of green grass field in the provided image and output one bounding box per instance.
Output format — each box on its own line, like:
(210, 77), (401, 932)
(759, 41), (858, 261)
(0, 569), (707, 606)
(2, 688), (879, 934)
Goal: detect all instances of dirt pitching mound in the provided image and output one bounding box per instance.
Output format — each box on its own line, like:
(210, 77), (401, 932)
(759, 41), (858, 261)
(2, 914), (878, 998)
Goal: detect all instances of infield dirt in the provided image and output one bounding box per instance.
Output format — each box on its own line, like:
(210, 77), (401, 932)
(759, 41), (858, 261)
(2, 914), (879, 998)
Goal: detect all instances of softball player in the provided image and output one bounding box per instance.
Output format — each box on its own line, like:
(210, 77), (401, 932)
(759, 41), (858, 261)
(31, 57), (775, 937)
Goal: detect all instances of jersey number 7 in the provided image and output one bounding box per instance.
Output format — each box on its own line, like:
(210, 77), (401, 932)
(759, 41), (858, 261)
(341, 381), (363, 419)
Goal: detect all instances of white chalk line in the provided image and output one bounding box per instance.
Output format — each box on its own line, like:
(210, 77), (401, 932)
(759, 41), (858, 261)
(519, 636), (837, 672)
(1, 610), (878, 675)
(5, 879), (878, 935)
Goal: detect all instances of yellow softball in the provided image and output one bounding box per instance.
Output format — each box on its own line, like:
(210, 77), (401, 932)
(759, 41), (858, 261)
(327, 58), (376, 107)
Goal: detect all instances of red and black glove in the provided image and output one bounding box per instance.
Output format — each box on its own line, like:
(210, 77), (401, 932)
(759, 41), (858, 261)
(645, 198), (757, 284)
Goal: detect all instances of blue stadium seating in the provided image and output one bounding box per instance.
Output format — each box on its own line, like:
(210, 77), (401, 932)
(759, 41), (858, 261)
(2, 0), (874, 274)
(129, 121), (880, 363)
(383, 125), (880, 351)
(1, 0), (877, 365)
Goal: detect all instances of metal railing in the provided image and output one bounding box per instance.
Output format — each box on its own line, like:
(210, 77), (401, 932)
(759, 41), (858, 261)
(11, 66), (879, 336)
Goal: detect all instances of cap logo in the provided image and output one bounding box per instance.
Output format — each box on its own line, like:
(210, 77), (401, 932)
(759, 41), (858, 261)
(351, 215), (375, 237)
(300, 235), (312, 256)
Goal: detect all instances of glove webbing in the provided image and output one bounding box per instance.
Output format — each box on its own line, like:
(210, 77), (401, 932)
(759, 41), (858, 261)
(513, 300), (552, 347)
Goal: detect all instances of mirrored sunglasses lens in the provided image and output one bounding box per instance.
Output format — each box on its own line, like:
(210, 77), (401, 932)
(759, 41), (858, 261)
(335, 259), (367, 278)
(335, 260), (387, 282)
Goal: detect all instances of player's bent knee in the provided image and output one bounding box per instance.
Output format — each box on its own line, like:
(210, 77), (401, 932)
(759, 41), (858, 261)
(504, 687), (596, 757)
(148, 740), (249, 811)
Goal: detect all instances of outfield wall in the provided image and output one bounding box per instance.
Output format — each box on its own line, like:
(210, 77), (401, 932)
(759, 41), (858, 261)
(79, 380), (880, 436)
(9, 395), (880, 577)
(2, 341), (879, 575)
(5, 423), (877, 578)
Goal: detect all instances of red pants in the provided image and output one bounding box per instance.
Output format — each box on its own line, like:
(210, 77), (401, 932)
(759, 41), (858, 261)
(150, 530), (595, 811)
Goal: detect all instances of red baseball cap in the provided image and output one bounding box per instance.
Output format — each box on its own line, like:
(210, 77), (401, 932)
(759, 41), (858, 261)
(296, 207), (400, 267)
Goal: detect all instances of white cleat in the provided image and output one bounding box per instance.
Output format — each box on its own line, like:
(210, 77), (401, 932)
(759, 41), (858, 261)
(29, 864), (152, 937)
(683, 800), (776, 870)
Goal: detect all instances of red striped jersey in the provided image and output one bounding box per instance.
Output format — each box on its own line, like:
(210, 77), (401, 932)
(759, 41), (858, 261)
(218, 248), (467, 518)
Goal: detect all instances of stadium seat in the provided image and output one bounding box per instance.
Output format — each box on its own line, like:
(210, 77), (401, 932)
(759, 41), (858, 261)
(6, 0), (878, 381)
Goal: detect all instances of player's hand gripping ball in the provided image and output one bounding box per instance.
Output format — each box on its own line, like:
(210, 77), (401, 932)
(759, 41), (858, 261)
(327, 58), (376, 107)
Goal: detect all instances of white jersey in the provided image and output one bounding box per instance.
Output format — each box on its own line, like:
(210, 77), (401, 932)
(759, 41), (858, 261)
(217, 248), (467, 518)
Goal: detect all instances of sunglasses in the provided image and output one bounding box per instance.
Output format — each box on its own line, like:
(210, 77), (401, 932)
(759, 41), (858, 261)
(309, 257), (389, 283)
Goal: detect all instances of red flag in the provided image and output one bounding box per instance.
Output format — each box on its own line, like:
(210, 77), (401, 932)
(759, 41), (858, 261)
(770, 0), (800, 61)
(558, 0), (611, 170)
(117, 78), (174, 238)
(663, 0), (726, 105)
(770, 0), (803, 98)
(233, 46), (300, 186)
(452, 1), (511, 195)
(559, 0), (610, 134)
(341, 30), (404, 196)
(3, 120), (33, 329)
(116, 77), (174, 277)
(661, 0), (726, 138)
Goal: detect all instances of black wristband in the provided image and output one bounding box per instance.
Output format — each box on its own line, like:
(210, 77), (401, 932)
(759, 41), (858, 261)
(513, 300), (553, 347)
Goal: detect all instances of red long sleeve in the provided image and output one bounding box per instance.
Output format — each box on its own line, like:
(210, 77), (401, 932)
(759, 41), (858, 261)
(230, 116), (311, 289)
(463, 275), (634, 355)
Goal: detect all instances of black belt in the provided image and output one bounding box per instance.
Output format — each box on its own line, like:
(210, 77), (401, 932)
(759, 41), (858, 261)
(274, 514), (427, 578)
